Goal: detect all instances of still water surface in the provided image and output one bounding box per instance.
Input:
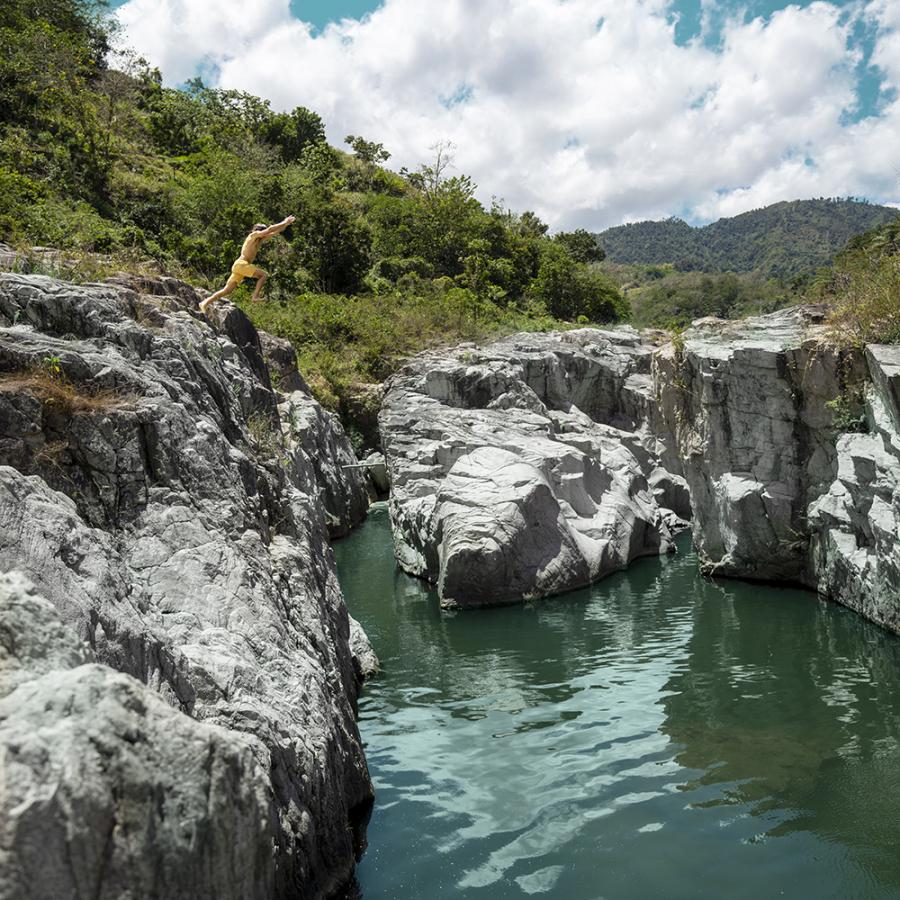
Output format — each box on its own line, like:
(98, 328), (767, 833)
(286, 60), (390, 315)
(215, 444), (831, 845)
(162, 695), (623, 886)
(334, 504), (900, 900)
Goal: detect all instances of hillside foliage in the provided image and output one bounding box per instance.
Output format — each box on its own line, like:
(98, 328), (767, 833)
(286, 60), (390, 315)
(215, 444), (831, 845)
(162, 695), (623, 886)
(0, 0), (627, 427)
(3, 0), (896, 418)
(597, 200), (898, 279)
(607, 264), (797, 329)
(816, 217), (900, 347)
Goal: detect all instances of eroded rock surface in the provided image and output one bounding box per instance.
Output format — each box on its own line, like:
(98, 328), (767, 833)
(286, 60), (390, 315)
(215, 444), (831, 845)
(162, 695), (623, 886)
(809, 345), (900, 632)
(653, 306), (855, 582)
(655, 306), (900, 633)
(380, 329), (688, 607)
(381, 309), (900, 634)
(0, 273), (372, 898)
(0, 574), (275, 900)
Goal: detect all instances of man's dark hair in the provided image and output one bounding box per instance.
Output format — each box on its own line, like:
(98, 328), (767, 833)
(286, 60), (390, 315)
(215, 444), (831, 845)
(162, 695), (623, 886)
(253, 223), (267, 231)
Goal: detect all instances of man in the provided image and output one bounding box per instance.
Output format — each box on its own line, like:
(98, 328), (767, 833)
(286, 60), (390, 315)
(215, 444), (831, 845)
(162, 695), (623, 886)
(199, 215), (296, 314)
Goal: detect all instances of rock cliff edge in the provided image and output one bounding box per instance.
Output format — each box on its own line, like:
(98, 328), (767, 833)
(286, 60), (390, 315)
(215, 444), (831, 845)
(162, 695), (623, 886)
(0, 273), (373, 899)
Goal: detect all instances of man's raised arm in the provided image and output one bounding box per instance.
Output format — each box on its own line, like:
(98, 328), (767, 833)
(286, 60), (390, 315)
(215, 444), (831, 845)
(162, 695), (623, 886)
(259, 215), (296, 239)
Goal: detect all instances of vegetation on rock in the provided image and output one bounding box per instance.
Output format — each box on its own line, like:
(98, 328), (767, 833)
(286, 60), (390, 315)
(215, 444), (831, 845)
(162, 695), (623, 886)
(817, 217), (900, 347)
(0, 0), (627, 427)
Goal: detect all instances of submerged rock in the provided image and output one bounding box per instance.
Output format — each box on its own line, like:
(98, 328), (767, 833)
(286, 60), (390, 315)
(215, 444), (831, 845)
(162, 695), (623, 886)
(0, 273), (373, 898)
(380, 329), (688, 607)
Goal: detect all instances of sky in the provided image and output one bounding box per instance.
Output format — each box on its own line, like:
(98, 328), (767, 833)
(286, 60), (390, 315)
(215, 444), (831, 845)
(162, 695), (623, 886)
(112, 0), (900, 231)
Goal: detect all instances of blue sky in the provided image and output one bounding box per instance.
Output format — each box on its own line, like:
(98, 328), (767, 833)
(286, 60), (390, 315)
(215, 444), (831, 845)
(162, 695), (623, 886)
(114, 0), (900, 229)
(288, 0), (381, 30)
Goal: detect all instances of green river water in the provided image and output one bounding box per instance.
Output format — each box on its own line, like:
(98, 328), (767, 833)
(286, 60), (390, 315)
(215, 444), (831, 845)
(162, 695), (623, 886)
(334, 503), (900, 900)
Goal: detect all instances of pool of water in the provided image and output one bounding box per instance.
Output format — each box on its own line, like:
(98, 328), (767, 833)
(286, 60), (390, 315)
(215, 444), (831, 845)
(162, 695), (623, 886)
(334, 503), (900, 900)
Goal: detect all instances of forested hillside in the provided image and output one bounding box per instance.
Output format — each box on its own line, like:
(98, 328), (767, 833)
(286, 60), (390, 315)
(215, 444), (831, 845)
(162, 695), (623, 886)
(3, 0), (896, 421)
(0, 0), (625, 434)
(597, 199), (898, 279)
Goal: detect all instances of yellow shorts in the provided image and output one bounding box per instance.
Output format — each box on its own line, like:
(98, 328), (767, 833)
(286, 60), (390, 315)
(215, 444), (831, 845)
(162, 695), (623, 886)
(228, 258), (264, 284)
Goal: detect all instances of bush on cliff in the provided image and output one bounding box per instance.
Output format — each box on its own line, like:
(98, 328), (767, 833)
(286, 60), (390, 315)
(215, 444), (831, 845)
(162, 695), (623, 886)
(818, 217), (900, 347)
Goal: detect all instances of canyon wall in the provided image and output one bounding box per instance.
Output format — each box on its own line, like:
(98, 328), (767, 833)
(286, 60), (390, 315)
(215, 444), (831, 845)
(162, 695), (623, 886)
(380, 308), (899, 631)
(0, 273), (372, 899)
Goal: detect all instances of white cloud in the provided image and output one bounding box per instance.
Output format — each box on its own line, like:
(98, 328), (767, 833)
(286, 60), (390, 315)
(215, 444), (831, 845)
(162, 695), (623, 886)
(115, 0), (900, 229)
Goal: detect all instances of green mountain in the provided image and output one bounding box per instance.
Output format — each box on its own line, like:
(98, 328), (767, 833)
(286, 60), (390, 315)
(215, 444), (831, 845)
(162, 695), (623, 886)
(597, 199), (899, 279)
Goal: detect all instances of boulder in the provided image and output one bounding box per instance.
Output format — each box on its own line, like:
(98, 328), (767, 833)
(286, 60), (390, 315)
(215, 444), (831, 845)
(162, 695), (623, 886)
(362, 451), (390, 496)
(380, 328), (686, 607)
(0, 574), (275, 900)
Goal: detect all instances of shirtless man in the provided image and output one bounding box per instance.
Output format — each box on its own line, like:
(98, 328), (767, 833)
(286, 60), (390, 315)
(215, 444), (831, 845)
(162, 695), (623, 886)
(199, 215), (295, 314)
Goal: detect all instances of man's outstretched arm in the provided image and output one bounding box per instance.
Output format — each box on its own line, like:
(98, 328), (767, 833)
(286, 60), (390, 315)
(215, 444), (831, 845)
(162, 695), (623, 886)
(258, 215), (296, 239)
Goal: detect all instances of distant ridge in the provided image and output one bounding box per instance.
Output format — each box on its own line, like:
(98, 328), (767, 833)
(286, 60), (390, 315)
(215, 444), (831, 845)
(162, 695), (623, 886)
(596, 199), (898, 279)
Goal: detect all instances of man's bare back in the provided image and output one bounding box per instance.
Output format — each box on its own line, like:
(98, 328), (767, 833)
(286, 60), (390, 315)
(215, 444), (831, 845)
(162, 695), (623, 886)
(199, 215), (295, 314)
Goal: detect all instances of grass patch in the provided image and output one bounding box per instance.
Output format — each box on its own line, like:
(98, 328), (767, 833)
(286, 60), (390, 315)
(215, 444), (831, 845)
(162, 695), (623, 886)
(1, 241), (170, 285)
(245, 407), (285, 459)
(823, 254), (900, 348)
(0, 367), (138, 414)
(236, 284), (565, 415)
(817, 217), (900, 349)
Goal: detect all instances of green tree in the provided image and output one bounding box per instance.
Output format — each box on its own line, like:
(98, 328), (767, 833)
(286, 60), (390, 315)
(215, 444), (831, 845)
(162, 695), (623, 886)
(344, 134), (390, 165)
(555, 228), (605, 263)
(262, 107), (325, 162)
(530, 243), (625, 322)
(296, 198), (372, 294)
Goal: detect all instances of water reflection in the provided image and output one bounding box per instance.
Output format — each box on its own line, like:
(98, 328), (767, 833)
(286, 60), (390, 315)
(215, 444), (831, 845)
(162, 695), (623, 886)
(335, 504), (900, 900)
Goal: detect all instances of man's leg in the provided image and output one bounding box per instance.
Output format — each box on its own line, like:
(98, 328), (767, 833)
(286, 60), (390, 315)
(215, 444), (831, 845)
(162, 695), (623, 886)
(200, 277), (238, 313)
(251, 270), (268, 302)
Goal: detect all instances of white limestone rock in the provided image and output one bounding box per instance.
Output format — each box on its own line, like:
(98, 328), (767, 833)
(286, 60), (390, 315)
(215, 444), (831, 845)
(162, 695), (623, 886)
(653, 305), (856, 582)
(809, 346), (900, 632)
(380, 328), (685, 607)
(0, 273), (374, 898)
(0, 573), (275, 900)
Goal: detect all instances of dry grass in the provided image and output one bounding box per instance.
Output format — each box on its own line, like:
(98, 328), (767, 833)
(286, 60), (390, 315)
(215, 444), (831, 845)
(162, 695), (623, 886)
(0, 370), (137, 414)
(824, 252), (900, 349)
(4, 242), (171, 286)
(245, 407), (285, 458)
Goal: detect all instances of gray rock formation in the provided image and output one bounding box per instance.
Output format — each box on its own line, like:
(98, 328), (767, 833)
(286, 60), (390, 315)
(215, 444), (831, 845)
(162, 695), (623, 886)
(0, 273), (373, 898)
(280, 389), (369, 537)
(653, 305), (855, 582)
(655, 306), (900, 633)
(0, 573), (275, 900)
(380, 329), (689, 607)
(381, 307), (900, 633)
(808, 345), (900, 632)
(361, 451), (390, 497)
